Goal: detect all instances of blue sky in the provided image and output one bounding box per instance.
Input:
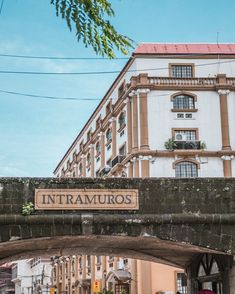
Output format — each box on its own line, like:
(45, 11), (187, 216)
(0, 0), (235, 177)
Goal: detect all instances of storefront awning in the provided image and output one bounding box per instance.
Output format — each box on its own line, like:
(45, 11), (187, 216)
(79, 278), (91, 287)
(107, 270), (131, 283)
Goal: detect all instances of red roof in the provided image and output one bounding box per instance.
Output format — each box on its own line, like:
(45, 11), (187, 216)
(134, 43), (235, 55)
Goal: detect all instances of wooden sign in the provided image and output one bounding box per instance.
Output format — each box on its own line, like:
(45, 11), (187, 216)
(35, 189), (139, 210)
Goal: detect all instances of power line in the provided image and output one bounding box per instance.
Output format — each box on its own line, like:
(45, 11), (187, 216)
(0, 88), (181, 102)
(0, 52), (232, 61)
(0, 53), (130, 60)
(0, 59), (235, 75)
(0, 89), (101, 101)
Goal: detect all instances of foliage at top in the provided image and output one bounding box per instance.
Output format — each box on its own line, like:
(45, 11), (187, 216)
(51, 0), (133, 58)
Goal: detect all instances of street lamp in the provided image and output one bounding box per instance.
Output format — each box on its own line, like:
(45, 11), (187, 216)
(103, 270), (107, 294)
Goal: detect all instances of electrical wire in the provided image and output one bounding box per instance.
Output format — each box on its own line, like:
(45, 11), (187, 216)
(0, 88), (181, 102)
(0, 52), (226, 61)
(0, 53), (130, 60)
(0, 59), (235, 75)
(0, 89), (101, 101)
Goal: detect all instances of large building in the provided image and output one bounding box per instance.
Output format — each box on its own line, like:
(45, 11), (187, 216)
(53, 43), (235, 294)
(11, 258), (52, 294)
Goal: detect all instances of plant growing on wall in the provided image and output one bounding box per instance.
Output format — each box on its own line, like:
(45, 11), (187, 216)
(22, 202), (34, 216)
(164, 138), (177, 151)
(200, 141), (207, 150)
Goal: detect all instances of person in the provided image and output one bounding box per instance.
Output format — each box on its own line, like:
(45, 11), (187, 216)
(176, 292), (181, 294)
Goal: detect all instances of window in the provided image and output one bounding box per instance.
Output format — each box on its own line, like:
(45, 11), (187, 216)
(106, 158), (112, 167)
(79, 162), (83, 175)
(96, 256), (101, 264)
(106, 102), (112, 115)
(119, 144), (126, 156)
(79, 141), (84, 152)
(171, 64), (193, 78)
(96, 142), (101, 156)
(185, 113), (192, 119)
(176, 273), (187, 294)
(198, 254), (219, 277)
(87, 153), (91, 167)
(106, 128), (112, 143)
(123, 258), (128, 265)
(118, 111), (126, 130)
(96, 116), (101, 129)
(87, 130), (92, 142)
(118, 81), (125, 98)
(174, 130), (197, 141)
(79, 257), (82, 269)
(175, 161), (198, 178)
(173, 95), (195, 110)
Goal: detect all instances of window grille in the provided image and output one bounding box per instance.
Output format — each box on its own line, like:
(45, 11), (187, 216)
(175, 162), (198, 178)
(118, 112), (126, 129)
(175, 130), (197, 141)
(176, 273), (187, 294)
(171, 65), (193, 78)
(173, 95), (195, 109)
(106, 129), (112, 142)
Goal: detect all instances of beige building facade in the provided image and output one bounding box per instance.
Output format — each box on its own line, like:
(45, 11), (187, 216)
(53, 43), (235, 294)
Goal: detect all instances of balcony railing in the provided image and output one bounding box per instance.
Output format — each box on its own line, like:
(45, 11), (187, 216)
(99, 166), (111, 177)
(174, 141), (201, 150)
(148, 77), (216, 86)
(111, 155), (125, 168)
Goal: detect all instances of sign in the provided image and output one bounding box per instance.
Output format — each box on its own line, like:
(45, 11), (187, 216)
(93, 280), (101, 292)
(50, 288), (55, 294)
(35, 189), (139, 210)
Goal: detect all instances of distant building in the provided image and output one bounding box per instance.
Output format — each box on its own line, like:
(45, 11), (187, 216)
(0, 263), (14, 294)
(11, 258), (52, 294)
(53, 43), (235, 294)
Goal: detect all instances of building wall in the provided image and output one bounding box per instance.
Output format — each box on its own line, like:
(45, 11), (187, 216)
(134, 57), (235, 77)
(53, 48), (235, 294)
(148, 90), (222, 151)
(150, 157), (224, 178)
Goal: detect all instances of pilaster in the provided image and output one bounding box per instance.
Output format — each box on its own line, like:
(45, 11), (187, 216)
(138, 88), (150, 150)
(111, 118), (117, 159)
(127, 97), (133, 155)
(218, 89), (232, 177)
(129, 91), (139, 151)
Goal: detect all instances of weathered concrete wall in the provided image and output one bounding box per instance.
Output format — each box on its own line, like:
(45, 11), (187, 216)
(0, 177), (235, 266)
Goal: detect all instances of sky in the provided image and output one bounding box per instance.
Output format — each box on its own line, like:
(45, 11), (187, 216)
(0, 0), (235, 177)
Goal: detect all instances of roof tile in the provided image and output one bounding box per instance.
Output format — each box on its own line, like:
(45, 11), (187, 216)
(134, 43), (235, 55)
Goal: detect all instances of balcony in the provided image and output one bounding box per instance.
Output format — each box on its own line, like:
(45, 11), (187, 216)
(99, 166), (111, 177)
(174, 141), (201, 150)
(111, 155), (125, 168)
(148, 77), (217, 86)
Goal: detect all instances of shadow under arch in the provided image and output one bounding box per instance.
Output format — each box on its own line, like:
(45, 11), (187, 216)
(0, 235), (225, 268)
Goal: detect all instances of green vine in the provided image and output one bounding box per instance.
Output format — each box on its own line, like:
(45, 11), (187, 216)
(22, 202), (34, 216)
(164, 138), (177, 151)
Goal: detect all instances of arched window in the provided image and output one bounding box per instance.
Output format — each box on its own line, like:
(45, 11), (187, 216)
(79, 163), (82, 174)
(175, 161), (198, 178)
(87, 153), (91, 166)
(198, 254), (219, 277)
(106, 128), (112, 143)
(96, 142), (101, 156)
(118, 111), (126, 129)
(173, 94), (195, 110)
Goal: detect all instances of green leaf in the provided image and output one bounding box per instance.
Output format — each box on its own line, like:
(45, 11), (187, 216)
(50, 0), (133, 58)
